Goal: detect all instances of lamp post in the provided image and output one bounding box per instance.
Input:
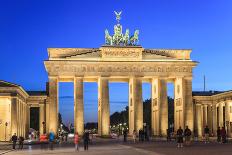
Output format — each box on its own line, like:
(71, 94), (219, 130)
(226, 121), (229, 139)
(5, 122), (8, 141)
(42, 121), (45, 134)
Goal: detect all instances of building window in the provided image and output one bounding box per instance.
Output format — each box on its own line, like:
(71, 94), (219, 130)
(230, 106), (232, 113)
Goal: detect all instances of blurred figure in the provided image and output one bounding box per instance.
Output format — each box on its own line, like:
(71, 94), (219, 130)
(166, 128), (171, 142)
(221, 127), (226, 143)
(123, 128), (128, 142)
(11, 133), (17, 150)
(177, 127), (184, 148)
(217, 127), (221, 143)
(204, 125), (210, 143)
(132, 130), (136, 143)
(83, 131), (89, 151)
(74, 132), (79, 151)
(18, 136), (24, 149)
(49, 131), (55, 150)
(184, 126), (192, 146)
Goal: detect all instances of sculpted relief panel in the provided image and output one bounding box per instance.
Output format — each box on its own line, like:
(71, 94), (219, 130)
(45, 63), (193, 76)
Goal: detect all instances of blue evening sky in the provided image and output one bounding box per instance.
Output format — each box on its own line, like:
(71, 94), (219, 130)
(0, 0), (232, 124)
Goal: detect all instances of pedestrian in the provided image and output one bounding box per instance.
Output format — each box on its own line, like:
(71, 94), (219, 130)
(217, 127), (221, 143)
(221, 127), (226, 143)
(18, 136), (24, 149)
(11, 133), (17, 150)
(138, 129), (142, 141)
(141, 129), (144, 141)
(204, 125), (210, 143)
(166, 128), (171, 142)
(49, 131), (55, 150)
(184, 126), (191, 146)
(74, 132), (79, 151)
(177, 126), (184, 148)
(132, 130), (136, 143)
(123, 128), (127, 142)
(194, 129), (198, 141)
(83, 131), (89, 151)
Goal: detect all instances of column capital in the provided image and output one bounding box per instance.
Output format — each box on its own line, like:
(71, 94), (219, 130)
(48, 76), (58, 79)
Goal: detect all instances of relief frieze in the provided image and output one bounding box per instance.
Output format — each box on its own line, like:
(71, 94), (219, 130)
(47, 64), (192, 74)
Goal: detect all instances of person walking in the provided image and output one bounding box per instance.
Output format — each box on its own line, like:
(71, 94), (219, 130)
(177, 126), (184, 148)
(221, 127), (226, 143)
(217, 127), (221, 143)
(204, 125), (210, 143)
(166, 128), (171, 142)
(11, 133), (17, 150)
(49, 131), (55, 150)
(132, 130), (136, 143)
(83, 131), (89, 151)
(74, 132), (79, 151)
(123, 128), (128, 142)
(18, 136), (24, 149)
(184, 126), (192, 146)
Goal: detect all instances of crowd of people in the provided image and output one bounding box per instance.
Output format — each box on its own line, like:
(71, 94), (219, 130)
(166, 125), (228, 148)
(10, 125), (229, 151)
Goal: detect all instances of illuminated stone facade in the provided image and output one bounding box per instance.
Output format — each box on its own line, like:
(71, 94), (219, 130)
(44, 45), (197, 136)
(0, 81), (46, 141)
(1, 45), (232, 140)
(193, 91), (232, 137)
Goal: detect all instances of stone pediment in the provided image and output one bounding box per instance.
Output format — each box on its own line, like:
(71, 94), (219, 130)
(47, 46), (192, 61)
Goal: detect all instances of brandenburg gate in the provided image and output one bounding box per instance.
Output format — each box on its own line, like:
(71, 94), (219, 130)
(44, 12), (198, 136)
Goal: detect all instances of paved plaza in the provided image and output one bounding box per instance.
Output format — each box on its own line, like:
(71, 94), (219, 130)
(2, 139), (232, 155)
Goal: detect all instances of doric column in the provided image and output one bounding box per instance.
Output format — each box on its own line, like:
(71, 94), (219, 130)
(203, 105), (208, 128)
(219, 102), (224, 127)
(11, 98), (17, 135)
(98, 77), (110, 136)
(225, 100), (230, 137)
(74, 77), (84, 135)
(184, 77), (194, 131)
(26, 104), (30, 138)
(39, 104), (45, 134)
(196, 104), (203, 137)
(48, 77), (59, 135)
(129, 77), (143, 134)
(19, 100), (22, 136)
(159, 78), (168, 136)
(151, 78), (160, 136)
(207, 105), (213, 134)
(174, 77), (185, 131)
(22, 103), (25, 137)
(212, 104), (217, 136)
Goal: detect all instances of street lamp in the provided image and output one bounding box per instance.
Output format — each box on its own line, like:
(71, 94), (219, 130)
(42, 121), (45, 134)
(5, 122), (8, 141)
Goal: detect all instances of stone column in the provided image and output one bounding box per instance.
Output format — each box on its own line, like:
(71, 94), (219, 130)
(26, 104), (30, 138)
(48, 77), (59, 135)
(174, 77), (185, 131)
(225, 100), (230, 137)
(212, 104), (217, 136)
(207, 105), (213, 134)
(184, 77), (194, 131)
(11, 98), (17, 135)
(196, 104), (203, 137)
(19, 100), (22, 136)
(45, 100), (50, 134)
(74, 77), (84, 135)
(203, 105), (208, 128)
(98, 77), (110, 136)
(129, 77), (143, 134)
(39, 104), (45, 134)
(22, 103), (25, 137)
(159, 79), (168, 136)
(151, 78), (160, 136)
(219, 102), (224, 127)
